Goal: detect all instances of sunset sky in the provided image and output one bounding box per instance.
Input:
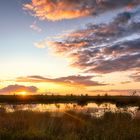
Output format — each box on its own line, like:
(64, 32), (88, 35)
(0, 0), (140, 95)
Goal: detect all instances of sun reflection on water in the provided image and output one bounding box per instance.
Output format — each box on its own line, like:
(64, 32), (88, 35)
(0, 102), (139, 118)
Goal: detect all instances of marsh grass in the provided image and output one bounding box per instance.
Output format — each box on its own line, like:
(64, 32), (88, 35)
(0, 110), (140, 140)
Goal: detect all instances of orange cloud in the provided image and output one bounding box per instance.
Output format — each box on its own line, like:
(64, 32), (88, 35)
(0, 85), (38, 94)
(46, 9), (140, 74)
(126, 3), (136, 11)
(23, 0), (139, 21)
(23, 0), (95, 21)
(16, 75), (107, 87)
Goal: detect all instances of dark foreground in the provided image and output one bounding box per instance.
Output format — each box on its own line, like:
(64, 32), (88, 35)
(0, 110), (140, 140)
(0, 95), (140, 107)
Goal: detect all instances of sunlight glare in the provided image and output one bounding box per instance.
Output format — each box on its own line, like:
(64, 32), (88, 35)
(19, 91), (27, 96)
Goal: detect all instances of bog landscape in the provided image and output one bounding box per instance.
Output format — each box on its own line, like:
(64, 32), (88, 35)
(0, 0), (140, 140)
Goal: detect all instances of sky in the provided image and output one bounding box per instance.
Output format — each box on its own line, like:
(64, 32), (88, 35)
(0, 0), (140, 95)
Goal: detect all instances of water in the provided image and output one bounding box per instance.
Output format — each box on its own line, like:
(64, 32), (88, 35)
(0, 102), (139, 118)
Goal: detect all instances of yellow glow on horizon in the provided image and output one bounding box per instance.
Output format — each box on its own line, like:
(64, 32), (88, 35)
(0, 71), (139, 96)
(19, 91), (27, 96)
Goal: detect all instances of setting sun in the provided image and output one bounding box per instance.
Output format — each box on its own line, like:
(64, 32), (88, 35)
(19, 91), (27, 96)
(0, 0), (140, 139)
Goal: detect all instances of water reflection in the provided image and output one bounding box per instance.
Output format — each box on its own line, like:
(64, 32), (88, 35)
(0, 103), (139, 118)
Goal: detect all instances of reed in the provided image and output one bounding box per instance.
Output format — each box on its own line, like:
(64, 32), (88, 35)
(0, 110), (140, 140)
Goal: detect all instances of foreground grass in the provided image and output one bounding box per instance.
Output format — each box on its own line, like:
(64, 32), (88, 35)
(0, 110), (140, 140)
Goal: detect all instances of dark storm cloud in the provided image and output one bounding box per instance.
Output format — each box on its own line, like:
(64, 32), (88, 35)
(47, 8), (140, 74)
(0, 85), (38, 94)
(23, 0), (140, 20)
(16, 75), (107, 86)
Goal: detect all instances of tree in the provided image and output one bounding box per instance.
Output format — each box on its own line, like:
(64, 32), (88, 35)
(131, 90), (137, 96)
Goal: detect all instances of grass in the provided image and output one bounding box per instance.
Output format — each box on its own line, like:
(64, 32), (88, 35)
(0, 95), (140, 107)
(0, 95), (140, 139)
(0, 110), (140, 140)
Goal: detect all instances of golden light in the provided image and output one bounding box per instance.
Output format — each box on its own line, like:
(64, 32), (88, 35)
(19, 91), (27, 96)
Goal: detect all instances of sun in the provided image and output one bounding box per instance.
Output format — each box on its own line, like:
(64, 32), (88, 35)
(19, 91), (27, 96)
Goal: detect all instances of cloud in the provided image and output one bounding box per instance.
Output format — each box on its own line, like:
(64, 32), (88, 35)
(23, 0), (139, 21)
(47, 8), (140, 74)
(121, 81), (131, 84)
(16, 75), (107, 87)
(129, 72), (140, 82)
(34, 40), (48, 48)
(90, 89), (140, 95)
(30, 21), (42, 32)
(0, 85), (38, 94)
(86, 53), (140, 73)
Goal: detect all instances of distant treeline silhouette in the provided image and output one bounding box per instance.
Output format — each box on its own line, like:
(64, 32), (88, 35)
(0, 95), (139, 107)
